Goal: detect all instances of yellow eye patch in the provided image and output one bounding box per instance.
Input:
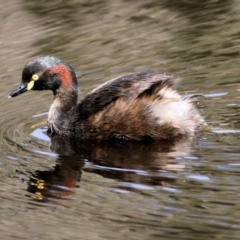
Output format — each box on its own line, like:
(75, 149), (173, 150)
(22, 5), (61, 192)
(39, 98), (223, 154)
(27, 80), (34, 90)
(27, 74), (39, 90)
(32, 74), (39, 81)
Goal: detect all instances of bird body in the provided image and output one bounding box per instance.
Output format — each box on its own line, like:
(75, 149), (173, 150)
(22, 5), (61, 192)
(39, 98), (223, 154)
(9, 56), (205, 142)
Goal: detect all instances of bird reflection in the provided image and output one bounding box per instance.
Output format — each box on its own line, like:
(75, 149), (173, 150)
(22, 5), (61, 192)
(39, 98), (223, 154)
(27, 135), (198, 202)
(27, 156), (84, 202)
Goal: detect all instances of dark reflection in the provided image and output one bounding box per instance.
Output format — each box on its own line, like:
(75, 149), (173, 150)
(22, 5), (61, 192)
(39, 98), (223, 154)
(27, 157), (84, 202)
(27, 134), (198, 202)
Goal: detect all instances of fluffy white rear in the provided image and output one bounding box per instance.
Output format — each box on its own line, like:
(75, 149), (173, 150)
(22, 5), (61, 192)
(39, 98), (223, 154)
(150, 87), (202, 135)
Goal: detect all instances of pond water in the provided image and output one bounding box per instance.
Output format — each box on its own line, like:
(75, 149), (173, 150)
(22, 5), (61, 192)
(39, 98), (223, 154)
(1, 0), (240, 239)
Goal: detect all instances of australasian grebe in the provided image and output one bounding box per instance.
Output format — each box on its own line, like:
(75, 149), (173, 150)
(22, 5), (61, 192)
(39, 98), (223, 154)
(9, 56), (205, 142)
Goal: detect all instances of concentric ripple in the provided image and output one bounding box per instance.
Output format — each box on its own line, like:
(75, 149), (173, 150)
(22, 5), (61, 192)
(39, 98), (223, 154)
(1, 105), (56, 163)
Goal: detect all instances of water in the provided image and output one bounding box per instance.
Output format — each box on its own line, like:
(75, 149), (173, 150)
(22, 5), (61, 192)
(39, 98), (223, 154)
(1, 0), (240, 239)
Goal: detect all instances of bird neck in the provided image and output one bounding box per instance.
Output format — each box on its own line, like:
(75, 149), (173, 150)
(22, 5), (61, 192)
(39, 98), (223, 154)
(48, 86), (78, 135)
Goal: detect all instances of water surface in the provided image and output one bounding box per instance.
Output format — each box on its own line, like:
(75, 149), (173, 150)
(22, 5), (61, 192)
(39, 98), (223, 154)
(1, 0), (240, 239)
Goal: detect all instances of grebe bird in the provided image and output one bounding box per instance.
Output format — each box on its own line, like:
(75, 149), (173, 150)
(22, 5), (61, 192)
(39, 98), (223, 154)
(9, 56), (204, 142)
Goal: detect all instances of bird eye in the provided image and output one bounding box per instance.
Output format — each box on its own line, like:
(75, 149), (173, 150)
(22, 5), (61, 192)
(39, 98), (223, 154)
(32, 74), (39, 81)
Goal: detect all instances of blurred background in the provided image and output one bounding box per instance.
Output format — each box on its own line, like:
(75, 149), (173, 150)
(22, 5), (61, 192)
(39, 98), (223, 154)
(1, 0), (240, 239)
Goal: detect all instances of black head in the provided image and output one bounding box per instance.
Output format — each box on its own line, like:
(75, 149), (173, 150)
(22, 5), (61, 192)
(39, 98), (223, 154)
(9, 56), (78, 98)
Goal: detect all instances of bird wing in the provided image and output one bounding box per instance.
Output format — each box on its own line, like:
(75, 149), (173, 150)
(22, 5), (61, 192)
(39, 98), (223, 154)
(77, 72), (177, 119)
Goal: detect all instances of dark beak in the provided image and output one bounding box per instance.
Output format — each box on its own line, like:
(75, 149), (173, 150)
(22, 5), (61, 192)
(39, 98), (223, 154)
(9, 83), (28, 98)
